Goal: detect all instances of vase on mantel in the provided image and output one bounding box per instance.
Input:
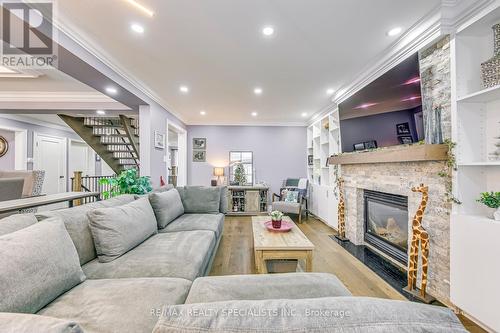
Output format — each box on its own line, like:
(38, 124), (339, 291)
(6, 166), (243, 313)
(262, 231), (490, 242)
(481, 23), (500, 89)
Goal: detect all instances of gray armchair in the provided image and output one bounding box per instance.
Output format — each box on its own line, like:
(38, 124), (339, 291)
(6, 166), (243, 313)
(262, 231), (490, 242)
(271, 178), (309, 223)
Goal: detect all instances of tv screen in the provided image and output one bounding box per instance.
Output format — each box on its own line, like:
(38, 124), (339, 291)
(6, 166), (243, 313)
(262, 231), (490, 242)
(339, 54), (423, 153)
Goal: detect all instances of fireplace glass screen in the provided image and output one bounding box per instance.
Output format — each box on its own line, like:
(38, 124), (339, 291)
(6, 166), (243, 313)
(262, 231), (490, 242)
(364, 190), (408, 264)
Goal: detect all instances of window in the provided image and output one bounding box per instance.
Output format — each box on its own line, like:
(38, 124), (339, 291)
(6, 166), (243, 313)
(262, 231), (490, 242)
(229, 151), (253, 185)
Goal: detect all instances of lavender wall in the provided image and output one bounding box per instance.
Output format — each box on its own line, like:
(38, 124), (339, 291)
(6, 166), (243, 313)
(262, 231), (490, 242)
(0, 128), (15, 170)
(187, 126), (307, 195)
(340, 107), (422, 152)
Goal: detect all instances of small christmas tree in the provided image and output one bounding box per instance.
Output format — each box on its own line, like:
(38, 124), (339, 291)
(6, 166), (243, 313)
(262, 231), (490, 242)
(234, 163), (247, 185)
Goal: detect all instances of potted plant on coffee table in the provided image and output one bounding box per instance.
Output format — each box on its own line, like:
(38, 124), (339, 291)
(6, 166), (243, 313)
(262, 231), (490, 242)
(270, 210), (284, 229)
(477, 191), (500, 220)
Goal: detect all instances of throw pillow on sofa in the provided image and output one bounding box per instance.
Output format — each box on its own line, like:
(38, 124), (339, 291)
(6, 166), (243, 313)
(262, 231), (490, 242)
(176, 186), (221, 214)
(0, 218), (86, 313)
(87, 197), (158, 263)
(149, 189), (185, 229)
(0, 213), (38, 236)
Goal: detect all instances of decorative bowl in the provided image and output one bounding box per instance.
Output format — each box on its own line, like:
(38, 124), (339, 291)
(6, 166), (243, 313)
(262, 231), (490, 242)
(264, 220), (293, 232)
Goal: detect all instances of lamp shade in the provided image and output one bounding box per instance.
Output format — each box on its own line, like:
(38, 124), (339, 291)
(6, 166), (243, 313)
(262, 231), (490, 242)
(213, 167), (224, 177)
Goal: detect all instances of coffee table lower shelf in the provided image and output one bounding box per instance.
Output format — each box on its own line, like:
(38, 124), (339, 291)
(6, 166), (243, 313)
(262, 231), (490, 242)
(254, 249), (313, 274)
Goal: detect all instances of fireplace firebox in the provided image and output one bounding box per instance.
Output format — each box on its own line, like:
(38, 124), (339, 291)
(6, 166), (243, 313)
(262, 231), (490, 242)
(364, 190), (408, 265)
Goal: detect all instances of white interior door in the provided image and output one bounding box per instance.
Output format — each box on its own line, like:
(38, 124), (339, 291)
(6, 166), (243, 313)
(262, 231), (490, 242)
(34, 133), (67, 195)
(69, 141), (95, 177)
(167, 121), (187, 187)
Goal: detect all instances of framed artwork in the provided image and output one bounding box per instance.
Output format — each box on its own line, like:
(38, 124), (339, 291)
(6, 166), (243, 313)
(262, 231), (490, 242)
(396, 122), (411, 135)
(398, 135), (414, 144)
(353, 142), (365, 151)
(154, 131), (165, 149)
(193, 138), (207, 149)
(0, 136), (8, 157)
(308, 155), (313, 165)
(193, 150), (206, 162)
(364, 140), (378, 149)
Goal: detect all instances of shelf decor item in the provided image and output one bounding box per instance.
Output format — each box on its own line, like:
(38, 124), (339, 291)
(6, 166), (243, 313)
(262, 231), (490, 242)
(270, 210), (284, 229)
(477, 192), (500, 220)
(0, 136), (8, 157)
(481, 23), (500, 89)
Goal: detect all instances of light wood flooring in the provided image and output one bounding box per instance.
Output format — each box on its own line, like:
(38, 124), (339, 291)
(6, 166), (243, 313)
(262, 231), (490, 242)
(209, 215), (485, 333)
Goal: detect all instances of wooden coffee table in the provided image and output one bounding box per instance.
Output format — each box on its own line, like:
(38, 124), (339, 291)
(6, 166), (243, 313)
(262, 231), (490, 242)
(252, 216), (315, 274)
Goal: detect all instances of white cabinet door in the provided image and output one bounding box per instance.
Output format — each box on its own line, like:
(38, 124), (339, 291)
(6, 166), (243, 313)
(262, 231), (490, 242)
(310, 184), (319, 216)
(327, 188), (339, 230)
(318, 186), (329, 221)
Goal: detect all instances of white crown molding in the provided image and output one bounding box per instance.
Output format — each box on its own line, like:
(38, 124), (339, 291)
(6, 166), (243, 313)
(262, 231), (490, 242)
(0, 91), (130, 110)
(442, 0), (497, 32)
(0, 114), (71, 132)
(52, 16), (186, 124)
(187, 121), (307, 127)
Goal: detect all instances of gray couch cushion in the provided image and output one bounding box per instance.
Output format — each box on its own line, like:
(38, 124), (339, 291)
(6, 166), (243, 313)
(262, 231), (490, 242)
(177, 186), (221, 214)
(87, 197), (158, 263)
(36, 195), (136, 265)
(83, 230), (216, 281)
(0, 219), (86, 313)
(159, 213), (224, 238)
(149, 189), (185, 229)
(0, 313), (84, 333)
(219, 186), (228, 214)
(0, 213), (37, 236)
(39, 277), (191, 333)
(154, 297), (467, 333)
(185, 273), (351, 303)
(153, 184), (175, 193)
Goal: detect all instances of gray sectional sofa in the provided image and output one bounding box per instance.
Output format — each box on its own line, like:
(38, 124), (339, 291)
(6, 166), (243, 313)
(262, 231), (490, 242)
(0, 186), (466, 333)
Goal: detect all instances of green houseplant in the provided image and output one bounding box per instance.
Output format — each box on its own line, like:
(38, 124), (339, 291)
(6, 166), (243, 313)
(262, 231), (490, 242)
(270, 210), (284, 228)
(477, 192), (500, 220)
(99, 169), (153, 199)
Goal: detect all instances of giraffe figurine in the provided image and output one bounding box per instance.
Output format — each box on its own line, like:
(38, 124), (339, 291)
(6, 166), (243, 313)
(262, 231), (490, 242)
(337, 178), (346, 239)
(407, 183), (431, 298)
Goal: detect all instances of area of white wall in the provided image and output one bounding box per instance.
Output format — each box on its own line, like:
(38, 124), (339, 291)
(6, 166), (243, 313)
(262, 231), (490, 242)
(187, 125), (307, 195)
(0, 128), (15, 170)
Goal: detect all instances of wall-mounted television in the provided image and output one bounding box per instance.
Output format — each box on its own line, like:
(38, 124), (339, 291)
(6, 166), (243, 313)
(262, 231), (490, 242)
(339, 54), (423, 153)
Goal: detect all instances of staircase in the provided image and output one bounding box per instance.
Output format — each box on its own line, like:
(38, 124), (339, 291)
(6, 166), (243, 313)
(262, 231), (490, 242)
(59, 114), (140, 174)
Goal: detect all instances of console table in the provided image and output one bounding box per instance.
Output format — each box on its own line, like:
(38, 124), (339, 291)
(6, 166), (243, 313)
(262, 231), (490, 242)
(227, 185), (269, 215)
(0, 191), (100, 215)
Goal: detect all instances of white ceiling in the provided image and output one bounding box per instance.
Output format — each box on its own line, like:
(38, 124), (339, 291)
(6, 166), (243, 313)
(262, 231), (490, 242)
(57, 0), (441, 125)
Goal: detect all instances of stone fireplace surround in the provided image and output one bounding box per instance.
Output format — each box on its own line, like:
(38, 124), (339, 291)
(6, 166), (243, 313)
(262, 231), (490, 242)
(339, 159), (451, 304)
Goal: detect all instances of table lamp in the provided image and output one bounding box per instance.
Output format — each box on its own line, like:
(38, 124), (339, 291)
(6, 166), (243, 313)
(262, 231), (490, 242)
(213, 167), (225, 186)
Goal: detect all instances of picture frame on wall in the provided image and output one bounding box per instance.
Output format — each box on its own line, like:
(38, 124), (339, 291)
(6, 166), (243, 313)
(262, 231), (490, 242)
(308, 155), (313, 165)
(193, 138), (207, 149)
(398, 135), (414, 144)
(0, 136), (8, 157)
(193, 150), (206, 162)
(154, 131), (165, 149)
(396, 122), (411, 135)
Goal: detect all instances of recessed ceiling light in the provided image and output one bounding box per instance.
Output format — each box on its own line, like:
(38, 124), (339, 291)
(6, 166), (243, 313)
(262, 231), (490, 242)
(105, 86), (118, 95)
(251, 112), (258, 117)
(131, 23), (145, 34)
(123, 0), (154, 17)
(200, 110), (206, 116)
(254, 87), (263, 95)
(96, 110), (106, 115)
(179, 85), (189, 94)
(262, 26), (275, 37)
(387, 27), (402, 37)
(326, 88), (335, 95)
(301, 112), (308, 117)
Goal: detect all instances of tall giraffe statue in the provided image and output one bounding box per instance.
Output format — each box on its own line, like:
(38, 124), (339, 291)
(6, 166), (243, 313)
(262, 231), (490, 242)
(337, 177), (346, 239)
(407, 183), (431, 298)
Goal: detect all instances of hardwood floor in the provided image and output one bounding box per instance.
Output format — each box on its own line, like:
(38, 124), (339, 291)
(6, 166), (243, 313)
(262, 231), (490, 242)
(210, 215), (485, 332)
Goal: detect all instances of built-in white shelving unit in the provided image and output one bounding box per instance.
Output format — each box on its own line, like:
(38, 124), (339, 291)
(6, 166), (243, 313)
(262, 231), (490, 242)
(451, 5), (500, 331)
(306, 109), (342, 229)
